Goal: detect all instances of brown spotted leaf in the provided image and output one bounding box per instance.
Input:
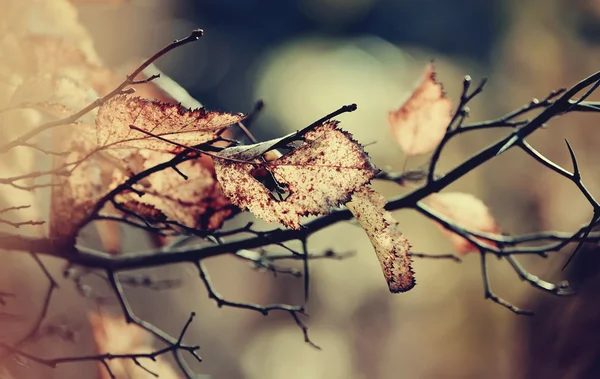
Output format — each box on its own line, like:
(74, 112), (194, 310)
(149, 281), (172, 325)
(388, 63), (452, 156)
(115, 151), (237, 230)
(425, 192), (501, 254)
(214, 121), (377, 229)
(96, 94), (245, 152)
(347, 186), (415, 293)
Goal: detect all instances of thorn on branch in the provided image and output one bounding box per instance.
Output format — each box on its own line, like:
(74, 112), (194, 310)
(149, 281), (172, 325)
(567, 77), (600, 112)
(302, 239), (310, 302)
(563, 213), (600, 271)
(565, 139), (580, 180)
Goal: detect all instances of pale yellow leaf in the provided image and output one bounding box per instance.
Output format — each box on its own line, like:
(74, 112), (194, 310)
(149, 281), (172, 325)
(96, 95), (245, 152)
(426, 192), (501, 254)
(388, 63), (452, 156)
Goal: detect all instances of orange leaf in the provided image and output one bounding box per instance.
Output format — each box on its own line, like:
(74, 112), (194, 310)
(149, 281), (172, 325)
(426, 192), (501, 254)
(214, 121), (377, 229)
(347, 186), (415, 292)
(388, 63), (452, 156)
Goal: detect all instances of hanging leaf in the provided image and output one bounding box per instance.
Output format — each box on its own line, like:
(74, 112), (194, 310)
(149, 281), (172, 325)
(388, 63), (452, 156)
(426, 192), (501, 254)
(214, 121), (377, 229)
(347, 186), (415, 293)
(95, 94), (245, 152)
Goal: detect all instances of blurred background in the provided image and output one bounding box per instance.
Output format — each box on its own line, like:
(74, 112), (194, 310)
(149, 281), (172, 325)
(4, 0), (600, 378)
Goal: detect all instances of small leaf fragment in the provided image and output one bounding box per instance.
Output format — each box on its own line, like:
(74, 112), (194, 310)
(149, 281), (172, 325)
(347, 186), (415, 293)
(426, 192), (501, 254)
(388, 63), (452, 156)
(96, 94), (245, 152)
(214, 121), (377, 229)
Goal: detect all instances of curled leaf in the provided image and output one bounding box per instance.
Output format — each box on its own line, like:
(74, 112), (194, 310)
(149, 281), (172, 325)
(96, 94), (245, 152)
(115, 151), (237, 230)
(347, 186), (415, 293)
(214, 121), (377, 229)
(426, 192), (501, 254)
(388, 63), (452, 156)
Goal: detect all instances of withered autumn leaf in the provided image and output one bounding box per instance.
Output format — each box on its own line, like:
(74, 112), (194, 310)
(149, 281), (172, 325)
(214, 121), (377, 229)
(388, 63), (452, 156)
(95, 94), (245, 152)
(347, 186), (415, 293)
(114, 151), (237, 230)
(425, 192), (501, 254)
(51, 139), (237, 244)
(46, 75), (243, 243)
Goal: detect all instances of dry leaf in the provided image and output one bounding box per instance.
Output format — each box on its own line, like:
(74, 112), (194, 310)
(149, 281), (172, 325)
(426, 192), (501, 254)
(388, 63), (452, 156)
(96, 95), (245, 152)
(0, 0), (111, 238)
(214, 121), (377, 229)
(347, 186), (415, 293)
(50, 129), (109, 245)
(115, 151), (237, 230)
(51, 130), (237, 244)
(90, 312), (181, 379)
